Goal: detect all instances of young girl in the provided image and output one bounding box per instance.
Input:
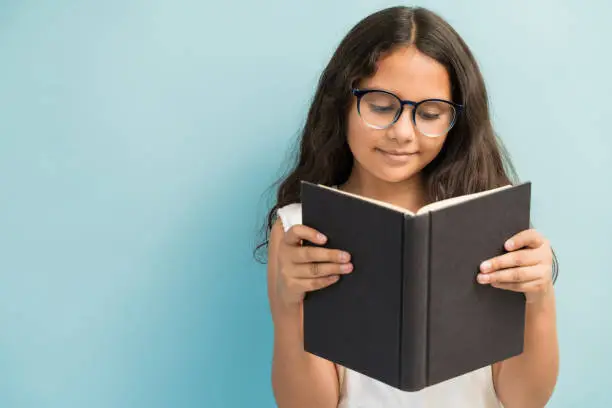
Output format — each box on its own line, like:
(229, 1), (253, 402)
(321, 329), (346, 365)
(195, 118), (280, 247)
(259, 6), (559, 408)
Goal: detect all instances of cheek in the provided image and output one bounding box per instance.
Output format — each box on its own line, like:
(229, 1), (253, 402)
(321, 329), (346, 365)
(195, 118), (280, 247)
(346, 109), (377, 155)
(420, 136), (447, 160)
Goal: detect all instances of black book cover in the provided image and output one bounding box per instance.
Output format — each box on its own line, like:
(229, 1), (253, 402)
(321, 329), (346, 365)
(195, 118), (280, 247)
(300, 180), (530, 391)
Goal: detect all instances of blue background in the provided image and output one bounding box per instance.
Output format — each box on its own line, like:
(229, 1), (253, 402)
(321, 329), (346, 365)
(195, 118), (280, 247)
(1, 0), (610, 407)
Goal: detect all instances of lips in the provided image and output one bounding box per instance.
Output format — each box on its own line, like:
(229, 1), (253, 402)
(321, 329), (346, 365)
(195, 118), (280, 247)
(376, 148), (418, 164)
(379, 149), (418, 155)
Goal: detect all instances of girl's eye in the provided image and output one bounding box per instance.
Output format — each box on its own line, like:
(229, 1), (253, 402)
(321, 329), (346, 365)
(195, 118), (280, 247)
(369, 104), (395, 113)
(418, 111), (441, 120)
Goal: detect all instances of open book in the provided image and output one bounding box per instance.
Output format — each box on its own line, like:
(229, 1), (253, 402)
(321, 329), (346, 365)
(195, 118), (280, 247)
(312, 182), (515, 215)
(300, 180), (531, 392)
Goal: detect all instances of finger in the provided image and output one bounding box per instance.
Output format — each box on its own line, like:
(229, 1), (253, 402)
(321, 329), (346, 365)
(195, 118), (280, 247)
(504, 228), (546, 251)
(480, 248), (540, 273)
(287, 274), (341, 294)
(477, 265), (541, 285)
(307, 275), (341, 292)
(291, 261), (354, 279)
(284, 224), (327, 246)
(293, 245), (351, 264)
(489, 279), (548, 293)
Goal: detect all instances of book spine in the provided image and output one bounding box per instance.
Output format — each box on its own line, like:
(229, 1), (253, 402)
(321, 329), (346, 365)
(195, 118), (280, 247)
(400, 214), (430, 391)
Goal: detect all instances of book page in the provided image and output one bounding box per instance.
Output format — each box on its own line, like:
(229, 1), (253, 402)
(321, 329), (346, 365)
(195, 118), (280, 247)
(313, 183), (517, 216)
(415, 184), (513, 215)
(315, 184), (415, 215)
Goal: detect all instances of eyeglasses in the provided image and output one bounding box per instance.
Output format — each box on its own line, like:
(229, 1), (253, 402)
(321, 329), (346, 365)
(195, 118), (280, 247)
(352, 88), (463, 137)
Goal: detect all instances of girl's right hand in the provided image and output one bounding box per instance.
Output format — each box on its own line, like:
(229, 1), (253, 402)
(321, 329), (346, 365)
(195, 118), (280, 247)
(275, 224), (353, 308)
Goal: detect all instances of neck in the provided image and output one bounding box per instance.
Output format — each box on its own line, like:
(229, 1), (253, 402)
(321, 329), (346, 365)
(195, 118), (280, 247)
(340, 171), (428, 214)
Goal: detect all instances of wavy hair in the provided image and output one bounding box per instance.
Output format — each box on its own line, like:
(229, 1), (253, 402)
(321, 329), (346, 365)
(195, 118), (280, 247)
(254, 6), (558, 281)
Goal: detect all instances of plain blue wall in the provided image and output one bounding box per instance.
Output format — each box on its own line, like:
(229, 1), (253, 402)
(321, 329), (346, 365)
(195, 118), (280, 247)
(1, 0), (610, 407)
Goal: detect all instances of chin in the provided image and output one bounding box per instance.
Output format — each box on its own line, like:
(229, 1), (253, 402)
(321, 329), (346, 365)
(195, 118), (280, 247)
(371, 167), (424, 184)
(352, 153), (430, 185)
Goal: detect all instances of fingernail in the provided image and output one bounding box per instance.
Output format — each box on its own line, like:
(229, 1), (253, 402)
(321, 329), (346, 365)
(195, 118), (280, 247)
(477, 274), (489, 283)
(341, 263), (353, 273)
(317, 233), (327, 242)
(339, 252), (350, 262)
(505, 240), (514, 250)
(480, 261), (491, 272)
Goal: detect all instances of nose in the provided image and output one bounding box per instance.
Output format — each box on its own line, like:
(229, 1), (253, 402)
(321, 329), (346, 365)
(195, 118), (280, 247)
(388, 106), (416, 143)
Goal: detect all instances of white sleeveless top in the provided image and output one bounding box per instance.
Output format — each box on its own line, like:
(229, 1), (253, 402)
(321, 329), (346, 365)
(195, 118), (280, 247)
(277, 203), (504, 408)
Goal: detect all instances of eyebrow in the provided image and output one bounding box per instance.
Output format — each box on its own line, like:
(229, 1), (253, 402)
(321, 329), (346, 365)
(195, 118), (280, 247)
(358, 86), (453, 102)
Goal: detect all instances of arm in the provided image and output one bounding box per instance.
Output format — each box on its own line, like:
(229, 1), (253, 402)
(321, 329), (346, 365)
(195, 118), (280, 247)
(479, 230), (559, 408)
(493, 285), (559, 408)
(267, 220), (341, 408)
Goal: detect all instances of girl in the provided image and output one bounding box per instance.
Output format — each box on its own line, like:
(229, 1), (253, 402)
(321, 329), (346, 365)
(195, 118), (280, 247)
(258, 6), (559, 408)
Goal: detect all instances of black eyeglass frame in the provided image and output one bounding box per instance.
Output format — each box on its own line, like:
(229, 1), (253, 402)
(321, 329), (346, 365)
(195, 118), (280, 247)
(352, 88), (464, 136)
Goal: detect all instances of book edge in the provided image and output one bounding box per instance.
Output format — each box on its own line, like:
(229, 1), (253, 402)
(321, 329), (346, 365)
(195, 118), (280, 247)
(415, 183), (523, 215)
(305, 181), (416, 215)
(398, 213), (405, 388)
(399, 213), (430, 391)
(300, 181), (531, 218)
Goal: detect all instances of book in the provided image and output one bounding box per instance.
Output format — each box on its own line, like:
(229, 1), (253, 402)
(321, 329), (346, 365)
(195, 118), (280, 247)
(300, 180), (531, 392)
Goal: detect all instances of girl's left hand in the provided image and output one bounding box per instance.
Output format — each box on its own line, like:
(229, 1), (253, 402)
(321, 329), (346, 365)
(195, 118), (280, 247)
(477, 228), (554, 304)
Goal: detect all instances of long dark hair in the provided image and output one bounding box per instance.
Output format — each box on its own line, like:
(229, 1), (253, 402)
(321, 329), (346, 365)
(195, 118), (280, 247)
(254, 6), (558, 281)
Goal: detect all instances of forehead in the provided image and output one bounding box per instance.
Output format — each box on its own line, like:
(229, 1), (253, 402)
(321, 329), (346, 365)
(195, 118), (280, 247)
(360, 45), (451, 101)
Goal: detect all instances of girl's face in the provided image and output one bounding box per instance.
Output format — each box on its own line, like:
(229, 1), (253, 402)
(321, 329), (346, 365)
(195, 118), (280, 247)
(346, 45), (453, 185)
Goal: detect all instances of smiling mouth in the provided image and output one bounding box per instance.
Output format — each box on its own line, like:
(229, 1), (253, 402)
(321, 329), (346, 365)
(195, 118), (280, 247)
(375, 148), (419, 164)
(376, 148), (419, 156)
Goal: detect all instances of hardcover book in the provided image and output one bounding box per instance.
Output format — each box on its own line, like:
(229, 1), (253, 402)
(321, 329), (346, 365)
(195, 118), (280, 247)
(300, 180), (531, 391)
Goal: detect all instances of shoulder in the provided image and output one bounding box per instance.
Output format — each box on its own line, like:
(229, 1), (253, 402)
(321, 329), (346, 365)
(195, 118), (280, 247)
(267, 202), (302, 257)
(276, 203), (302, 232)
